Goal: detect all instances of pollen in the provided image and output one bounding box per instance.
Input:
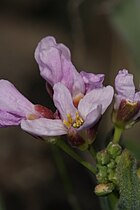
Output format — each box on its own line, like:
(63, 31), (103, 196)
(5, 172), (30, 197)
(63, 112), (84, 129)
(63, 113), (73, 128)
(73, 112), (84, 128)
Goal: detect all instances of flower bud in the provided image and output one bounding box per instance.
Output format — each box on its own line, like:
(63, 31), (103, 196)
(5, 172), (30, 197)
(107, 159), (116, 169)
(108, 169), (117, 184)
(96, 150), (110, 165)
(94, 183), (114, 196)
(112, 99), (140, 129)
(115, 155), (121, 164)
(96, 174), (108, 184)
(107, 142), (122, 159)
(97, 165), (108, 177)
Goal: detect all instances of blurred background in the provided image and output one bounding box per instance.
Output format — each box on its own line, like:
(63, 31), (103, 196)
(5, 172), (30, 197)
(0, 0), (140, 209)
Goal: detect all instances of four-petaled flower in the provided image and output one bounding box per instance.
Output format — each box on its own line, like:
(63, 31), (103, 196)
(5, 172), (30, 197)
(112, 69), (140, 129)
(21, 83), (113, 148)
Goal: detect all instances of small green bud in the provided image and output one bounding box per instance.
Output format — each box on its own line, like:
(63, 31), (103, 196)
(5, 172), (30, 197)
(98, 166), (108, 177)
(115, 155), (121, 164)
(108, 169), (117, 184)
(96, 174), (108, 184)
(94, 183), (114, 196)
(107, 142), (122, 158)
(96, 150), (110, 165)
(107, 159), (116, 169)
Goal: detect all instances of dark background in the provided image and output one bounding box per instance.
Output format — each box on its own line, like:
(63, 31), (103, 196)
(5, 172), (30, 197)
(0, 0), (140, 209)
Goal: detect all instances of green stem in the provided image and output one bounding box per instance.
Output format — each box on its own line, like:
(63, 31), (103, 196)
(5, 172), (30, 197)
(99, 193), (118, 210)
(88, 145), (96, 159)
(51, 145), (81, 210)
(112, 126), (123, 144)
(56, 140), (97, 174)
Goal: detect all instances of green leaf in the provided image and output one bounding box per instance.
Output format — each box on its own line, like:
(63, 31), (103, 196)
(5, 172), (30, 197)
(116, 149), (140, 210)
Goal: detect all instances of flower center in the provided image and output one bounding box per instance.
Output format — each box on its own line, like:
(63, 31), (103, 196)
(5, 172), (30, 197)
(63, 111), (84, 129)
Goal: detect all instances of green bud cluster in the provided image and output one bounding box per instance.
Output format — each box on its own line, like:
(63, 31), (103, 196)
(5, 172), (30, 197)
(95, 142), (122, 196)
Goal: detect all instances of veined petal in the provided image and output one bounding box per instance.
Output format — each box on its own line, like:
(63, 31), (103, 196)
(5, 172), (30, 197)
(53, 83), (77, 120)
(57, 43), (71, 59)
(39, 47), (63, 85)
(72, 69), (85, 97)
(80, 71), (104, 92)
(78, 86), (114, 118)
(0, 110), (22, 127)
(59, 54), (75, 91)
(115, 69), (135, 100)
(0, 80), (34, 117)
(35, 36), (85, 96)
(21, 118), (67, 136)
(78, 105), (102, 131)
(114, 94), (124, 110)
(35, 36), (56, 64)
(35, 36), (73, 88)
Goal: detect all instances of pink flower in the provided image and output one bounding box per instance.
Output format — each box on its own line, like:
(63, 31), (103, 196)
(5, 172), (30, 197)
(0, 36), (114, 149)
(21, 83), (113, 147)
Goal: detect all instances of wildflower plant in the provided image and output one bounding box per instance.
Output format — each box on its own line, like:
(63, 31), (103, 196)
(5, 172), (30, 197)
(1, 36), (140, 210)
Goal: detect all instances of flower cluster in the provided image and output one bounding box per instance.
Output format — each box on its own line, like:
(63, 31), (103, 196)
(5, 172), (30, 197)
(0, 36), (140, 150)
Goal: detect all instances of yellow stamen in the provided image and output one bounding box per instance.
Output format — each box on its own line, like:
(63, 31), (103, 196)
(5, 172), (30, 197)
(63, 113), (73, 128)
(72, 112), (84, 128)
(67, 113), (73, 124)
(63, 112), (84, 129)
(63, 120), (71, 129)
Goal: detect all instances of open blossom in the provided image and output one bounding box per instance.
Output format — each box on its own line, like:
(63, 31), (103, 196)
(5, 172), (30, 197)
(35, 36), (106, 106)
(0, 80), (55, 128)
(0, 36), (114, 149)
(21, 83), (114, 147)
(112, 69), (140, 129)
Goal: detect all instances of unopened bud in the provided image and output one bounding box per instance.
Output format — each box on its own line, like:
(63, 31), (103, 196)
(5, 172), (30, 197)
(107, 142), (122, 158)
(115, 155), (121, 164)
(108, 169), (117, 184)
(97, 165), (107, 178)
(107, 159), (116, 169)
(96, 150), (110, 165)
(94, 183), (114, 196)
(112, 99), (140, 129)
(96, 174), (108, 184)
